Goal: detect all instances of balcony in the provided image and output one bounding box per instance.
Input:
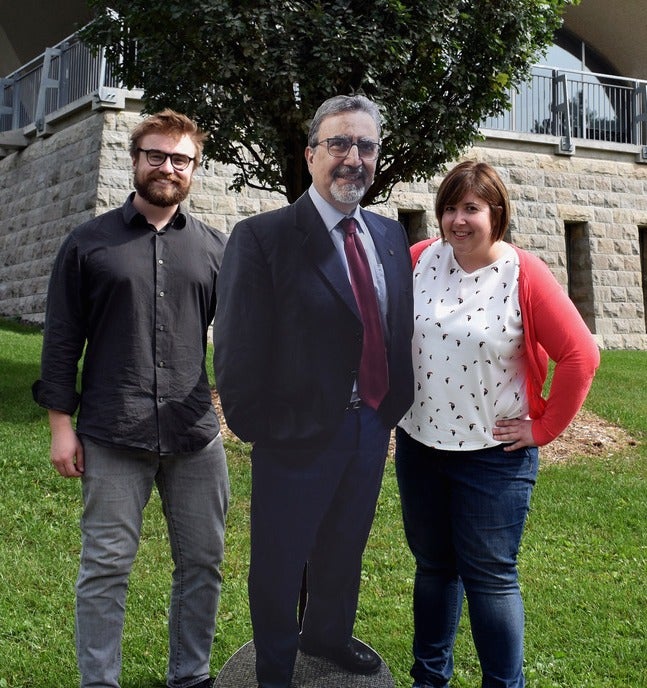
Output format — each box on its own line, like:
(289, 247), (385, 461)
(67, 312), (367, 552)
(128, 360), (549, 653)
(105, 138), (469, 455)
(0, 30), (138, 152)
(2, 30), (647, 160)
(483, 64), (647, 158)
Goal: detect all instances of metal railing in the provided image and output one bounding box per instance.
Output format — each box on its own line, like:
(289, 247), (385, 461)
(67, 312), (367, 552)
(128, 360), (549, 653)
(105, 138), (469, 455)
(2, 30), (647, 155)
(0, 30), (120, 136)
(483, 65), (647, 152)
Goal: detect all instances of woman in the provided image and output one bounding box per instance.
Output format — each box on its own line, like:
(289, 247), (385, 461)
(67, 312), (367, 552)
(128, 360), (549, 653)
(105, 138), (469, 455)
(395, 160), (600, 688)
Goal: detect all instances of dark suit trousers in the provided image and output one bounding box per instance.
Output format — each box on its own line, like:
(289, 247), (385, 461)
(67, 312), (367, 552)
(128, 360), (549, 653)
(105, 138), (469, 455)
(249, 404), (390, 688)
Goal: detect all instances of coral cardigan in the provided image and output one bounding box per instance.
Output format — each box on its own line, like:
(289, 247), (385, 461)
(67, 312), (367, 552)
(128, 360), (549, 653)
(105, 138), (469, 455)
(411, 239), (600, 446)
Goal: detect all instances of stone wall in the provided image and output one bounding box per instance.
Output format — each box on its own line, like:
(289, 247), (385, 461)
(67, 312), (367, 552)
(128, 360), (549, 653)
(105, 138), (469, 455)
(388, 137), (647, 350)
(1, 99), (646, 348)
(490, 142), (647, 351)
(0, 108), (103, 321)
(0, 103), (289, 324)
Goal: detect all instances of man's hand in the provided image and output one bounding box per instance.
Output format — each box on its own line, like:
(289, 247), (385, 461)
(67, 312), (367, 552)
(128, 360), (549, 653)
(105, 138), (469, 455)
(48, 410), (84, 477)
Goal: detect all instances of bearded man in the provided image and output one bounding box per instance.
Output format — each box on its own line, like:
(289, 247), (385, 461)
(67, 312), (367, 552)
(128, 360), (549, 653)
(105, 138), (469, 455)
(33, 109), (229, 688)
(213, 94), (414, 688)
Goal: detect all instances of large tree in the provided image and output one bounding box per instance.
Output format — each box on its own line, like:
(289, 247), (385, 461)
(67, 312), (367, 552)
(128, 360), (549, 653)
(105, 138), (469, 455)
(83, 0), (575, 204)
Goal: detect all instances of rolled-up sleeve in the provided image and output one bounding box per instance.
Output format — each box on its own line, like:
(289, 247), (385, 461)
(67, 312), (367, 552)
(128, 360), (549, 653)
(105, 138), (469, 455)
(32, 234), (86, 415)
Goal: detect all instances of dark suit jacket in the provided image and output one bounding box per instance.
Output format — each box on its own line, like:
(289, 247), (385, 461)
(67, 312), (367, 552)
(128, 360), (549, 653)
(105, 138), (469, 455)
(213, 191), (414, 450)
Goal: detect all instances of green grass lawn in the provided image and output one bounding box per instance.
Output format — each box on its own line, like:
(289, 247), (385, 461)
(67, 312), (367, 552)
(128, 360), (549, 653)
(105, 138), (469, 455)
(0, 319), (645, 688)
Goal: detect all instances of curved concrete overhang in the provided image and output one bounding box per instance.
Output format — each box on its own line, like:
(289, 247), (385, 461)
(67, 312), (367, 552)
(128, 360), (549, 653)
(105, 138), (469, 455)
(0, 0), (92, 75)
(0, 1), (645, 81)
(563, 0), (647, 79)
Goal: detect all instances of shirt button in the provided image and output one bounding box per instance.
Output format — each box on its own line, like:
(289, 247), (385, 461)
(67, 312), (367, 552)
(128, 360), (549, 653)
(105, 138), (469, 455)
(158, 396), (165, 403)
(158, 361), (165, 368)
(158, 259), (164, 264)
(158, 324), (165, 331)
(159, 291), (165, 297)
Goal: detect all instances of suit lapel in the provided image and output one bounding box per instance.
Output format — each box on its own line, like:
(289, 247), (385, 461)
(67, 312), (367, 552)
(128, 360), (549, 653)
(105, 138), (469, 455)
(362, 209), (402, 334)
(294, 194), (361, 319)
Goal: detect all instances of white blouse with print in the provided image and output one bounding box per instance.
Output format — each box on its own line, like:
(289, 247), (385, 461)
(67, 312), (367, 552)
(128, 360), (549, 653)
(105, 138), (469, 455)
(399, 241), (528, 450)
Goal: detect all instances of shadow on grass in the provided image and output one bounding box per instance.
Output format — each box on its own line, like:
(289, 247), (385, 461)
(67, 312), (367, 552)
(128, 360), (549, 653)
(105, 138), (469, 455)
(0, 358), (44, 424)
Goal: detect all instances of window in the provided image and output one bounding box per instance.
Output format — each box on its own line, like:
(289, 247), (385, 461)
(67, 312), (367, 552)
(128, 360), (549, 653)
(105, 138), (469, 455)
(640, 227), (647, 333)
(398, 210), (427, 245)
(565, 221), (596, 332)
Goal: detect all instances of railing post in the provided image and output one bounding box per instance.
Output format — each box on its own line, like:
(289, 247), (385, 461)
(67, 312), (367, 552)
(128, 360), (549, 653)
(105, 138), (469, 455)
(634, 82), (647, 160)
(35, 47), (62, 136)
(0, 78), (13, 125)
(0, 77), (29, 155)
(553, 70), (575, 155)
(92, 46), (126, 110)
(58, 42), (71, 113)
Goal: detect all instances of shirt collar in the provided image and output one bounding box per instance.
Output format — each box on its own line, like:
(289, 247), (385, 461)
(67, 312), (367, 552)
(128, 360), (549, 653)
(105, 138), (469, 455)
(308, 185), (363, 234)
(123, 192), (187, 231)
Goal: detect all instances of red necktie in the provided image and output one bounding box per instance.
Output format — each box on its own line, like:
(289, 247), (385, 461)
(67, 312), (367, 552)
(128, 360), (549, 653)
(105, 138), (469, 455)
(340, 217), (389, 409)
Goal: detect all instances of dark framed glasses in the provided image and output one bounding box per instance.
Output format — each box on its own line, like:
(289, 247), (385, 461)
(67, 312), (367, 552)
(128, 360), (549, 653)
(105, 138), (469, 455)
(137, 147), (195, 171)
(315, 137), (381, 161)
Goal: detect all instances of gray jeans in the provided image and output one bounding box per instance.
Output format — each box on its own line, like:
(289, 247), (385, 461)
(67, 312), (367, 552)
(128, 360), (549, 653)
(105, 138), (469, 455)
(75, 434), (229, 688)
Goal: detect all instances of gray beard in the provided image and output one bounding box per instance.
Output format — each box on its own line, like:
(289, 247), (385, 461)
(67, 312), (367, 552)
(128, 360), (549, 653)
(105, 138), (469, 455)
(330, 181), (366, 205)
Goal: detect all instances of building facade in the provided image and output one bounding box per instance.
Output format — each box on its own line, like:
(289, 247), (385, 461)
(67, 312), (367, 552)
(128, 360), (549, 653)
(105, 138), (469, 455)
(1, 1), (646, 348)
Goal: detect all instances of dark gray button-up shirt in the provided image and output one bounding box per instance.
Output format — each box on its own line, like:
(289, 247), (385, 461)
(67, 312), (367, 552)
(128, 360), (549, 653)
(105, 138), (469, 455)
(33, 193), (227, 453)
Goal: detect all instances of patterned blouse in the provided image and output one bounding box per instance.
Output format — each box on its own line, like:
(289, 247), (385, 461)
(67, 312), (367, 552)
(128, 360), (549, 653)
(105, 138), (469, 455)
(399, 240), (528, 451)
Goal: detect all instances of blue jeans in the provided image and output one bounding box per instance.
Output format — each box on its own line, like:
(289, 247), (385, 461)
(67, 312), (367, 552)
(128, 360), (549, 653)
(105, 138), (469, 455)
(76, 435), (229, 688)
(395, 428), (538, 688)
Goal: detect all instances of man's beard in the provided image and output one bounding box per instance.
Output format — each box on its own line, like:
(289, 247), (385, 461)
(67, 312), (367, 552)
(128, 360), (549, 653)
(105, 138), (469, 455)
(134, 171), (191, 207)
(330, 165), (369, 205)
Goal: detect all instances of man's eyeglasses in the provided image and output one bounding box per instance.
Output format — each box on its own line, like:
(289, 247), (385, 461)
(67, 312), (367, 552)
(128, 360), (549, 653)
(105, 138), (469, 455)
(137, 148), (195, 171)
(315, 137), (381, 161)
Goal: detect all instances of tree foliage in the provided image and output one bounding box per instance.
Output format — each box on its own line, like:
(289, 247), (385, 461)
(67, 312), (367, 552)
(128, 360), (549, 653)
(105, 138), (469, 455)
(82, 0), (576, 204)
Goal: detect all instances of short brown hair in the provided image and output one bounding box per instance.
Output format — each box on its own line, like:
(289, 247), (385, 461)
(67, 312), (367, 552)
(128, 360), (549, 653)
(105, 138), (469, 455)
(129, 109), (208, 166)
(435, 161), (511, 242)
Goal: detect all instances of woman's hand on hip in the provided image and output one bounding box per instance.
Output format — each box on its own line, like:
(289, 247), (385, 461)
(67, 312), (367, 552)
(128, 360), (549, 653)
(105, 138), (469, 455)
(492, 418), (536, 451)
